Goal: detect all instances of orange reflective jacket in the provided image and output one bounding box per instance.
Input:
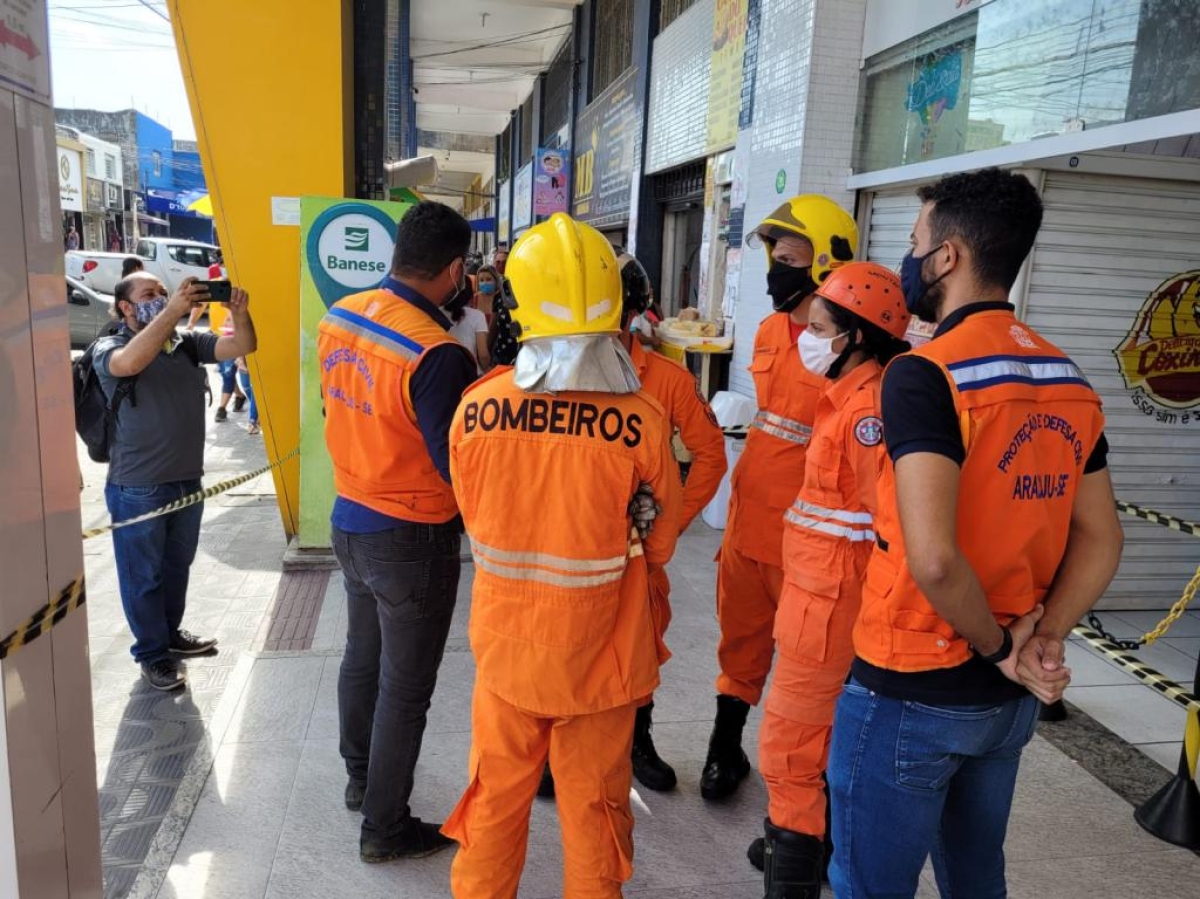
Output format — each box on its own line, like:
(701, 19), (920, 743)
(318, 288), (470, 523)
(855, 311), (1105, 672)
(727, 312), (826, 566)
(776, 361), (883, 655)
(629, 339), (727, 530)
(450, 370), (683, 716)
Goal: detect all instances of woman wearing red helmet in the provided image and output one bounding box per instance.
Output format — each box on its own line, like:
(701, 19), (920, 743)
(755, 261), (911, 898)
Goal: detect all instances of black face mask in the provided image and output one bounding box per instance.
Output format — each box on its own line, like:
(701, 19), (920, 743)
(766, 262), (817, 313)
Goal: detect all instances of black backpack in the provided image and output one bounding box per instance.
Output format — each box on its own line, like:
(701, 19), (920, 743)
(73, 331), (204, 464)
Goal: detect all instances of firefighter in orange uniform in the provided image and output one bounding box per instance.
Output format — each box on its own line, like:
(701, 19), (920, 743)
(443, 214), (683, 899)
(618, 252), (727, 791)
(703, 196), (859, 800)
(755, 263), (911, 896)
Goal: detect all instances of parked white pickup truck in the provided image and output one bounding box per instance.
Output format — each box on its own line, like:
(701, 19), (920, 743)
(65, 237), (221, 295)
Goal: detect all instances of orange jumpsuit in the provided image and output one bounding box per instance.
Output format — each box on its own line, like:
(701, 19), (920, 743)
(759, 360), (885, 836)
(444, 369), (682, 899)
(716, 312), (825, 704)
(629, 339), (727, 648)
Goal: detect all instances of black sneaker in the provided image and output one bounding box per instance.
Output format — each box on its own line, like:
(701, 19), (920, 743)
(170, 629), (218, 655)
(360, 818), (455, 862)
(232, 395), (246, 412)
(142, 658), (185, 692)
(215, 407), (228, 422)
(346, 780), (365, 812)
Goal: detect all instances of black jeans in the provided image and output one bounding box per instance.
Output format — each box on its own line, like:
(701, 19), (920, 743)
(331, 520), (462, 838)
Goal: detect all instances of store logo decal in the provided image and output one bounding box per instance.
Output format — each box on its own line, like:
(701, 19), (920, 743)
(1115, 269), (1200, 421)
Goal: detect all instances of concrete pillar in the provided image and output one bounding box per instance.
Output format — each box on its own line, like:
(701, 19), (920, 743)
(0, 3), (103, 896)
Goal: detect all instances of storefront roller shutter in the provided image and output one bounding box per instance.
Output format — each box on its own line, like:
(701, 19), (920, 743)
(862, 188), (923, 269)
(1028, 171), (1200, 610)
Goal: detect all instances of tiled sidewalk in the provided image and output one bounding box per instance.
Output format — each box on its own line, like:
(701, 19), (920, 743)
(81, 368), (285, 899)
(148, 524), (1200, 899)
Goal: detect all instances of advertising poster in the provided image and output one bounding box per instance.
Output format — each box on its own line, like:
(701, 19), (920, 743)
(705, 0), (749, 153)
(58, 146), (82, 211)
(512, 161), (533, 233)
(573, 66), (640, 228)
(533, 148), (570, 217)
(1115, 270), (1200, 425)
(297, 195), (416, 548)
(498, 178), (511, 244)
(0, 0), (51, 105)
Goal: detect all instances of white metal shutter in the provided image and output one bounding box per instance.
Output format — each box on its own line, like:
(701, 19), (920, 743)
(862, 188), (923, 269)
(1027, 171), (1200, 610)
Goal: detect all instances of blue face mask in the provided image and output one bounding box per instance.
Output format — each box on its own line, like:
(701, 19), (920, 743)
(135, 295), (169, 324)
(479, 282), (496, 295)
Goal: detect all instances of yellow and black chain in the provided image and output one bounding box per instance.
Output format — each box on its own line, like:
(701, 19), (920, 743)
(0, 576), (87, 661)
(1087, 500), (1200, 650)
(0, 448), (299, 663)
(82, 447), (299, 540)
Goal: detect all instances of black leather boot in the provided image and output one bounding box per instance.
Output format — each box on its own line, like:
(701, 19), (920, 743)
(632, 702), (677, 791)
(748, 836), (765, 871)
(763, 818), (823, 899)
(700, 694), (752, 800)
(750, 785), (832, 879)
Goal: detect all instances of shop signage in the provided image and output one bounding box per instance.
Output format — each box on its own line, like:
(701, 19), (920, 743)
(512, 161), (533, 232)
(0, 0), (51, 105)
(533, 148), (570, 217)
(105, 182), (122, 210)
(86, 178), (105, 212)
(498, 178), (511, 244)
(58, 146), (82, 211)
(706, 0), (749, 153)
(1115, 270), (1200, 421)
(297, 196), (417, 549)
(573, 66), (640, 227)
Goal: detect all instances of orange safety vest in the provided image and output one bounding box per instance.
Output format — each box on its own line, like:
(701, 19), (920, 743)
(855, 310), (1105, 672)
(450, 369), (683, 717)
(629, 339), (727, 530)
(317, 287), (471, 524)
(777, 361), (884, 652)
(728, 312), (826, 566)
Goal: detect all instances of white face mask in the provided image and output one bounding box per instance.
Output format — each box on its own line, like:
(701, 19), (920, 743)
(798, 328), (847, 378)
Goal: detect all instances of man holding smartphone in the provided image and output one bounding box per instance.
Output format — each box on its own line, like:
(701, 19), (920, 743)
(94, 273), (257, 691)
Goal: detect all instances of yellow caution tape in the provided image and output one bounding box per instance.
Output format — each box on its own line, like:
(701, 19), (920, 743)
(1072, 627), (1200, 713)
(0, 575), (86, 661)
(82, 447), (298, 540)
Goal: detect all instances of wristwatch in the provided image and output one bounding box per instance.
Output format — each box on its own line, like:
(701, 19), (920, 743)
(972, 626), (1013, 664)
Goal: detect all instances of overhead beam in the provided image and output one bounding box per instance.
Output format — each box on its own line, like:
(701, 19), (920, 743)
(486, 0), (582, 9)
(410, 42), (548, 67)
(414, 84), (524, 112)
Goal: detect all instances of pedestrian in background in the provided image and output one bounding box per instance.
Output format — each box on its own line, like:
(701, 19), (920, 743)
(827, 168), (1124, 899)
(121, 256), (144, 278)
(444, 288), (490, 373)
(317, 201), (477, 863)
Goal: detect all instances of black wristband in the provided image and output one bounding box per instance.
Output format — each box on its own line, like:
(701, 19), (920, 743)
(972, 626), (1013, 665)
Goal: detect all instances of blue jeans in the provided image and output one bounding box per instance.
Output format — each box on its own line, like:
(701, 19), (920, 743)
(105, 480), (204, 664)
(217, 358), (237, 395)
(237, 370), (257, 423)
(827, 678), (1040, 899)
(332, 520), (462, 838)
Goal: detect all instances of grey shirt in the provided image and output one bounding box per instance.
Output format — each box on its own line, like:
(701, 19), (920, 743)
(94, 328), (219, 487)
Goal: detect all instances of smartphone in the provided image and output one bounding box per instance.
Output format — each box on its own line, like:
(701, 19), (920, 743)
(195, 280), (232, 302)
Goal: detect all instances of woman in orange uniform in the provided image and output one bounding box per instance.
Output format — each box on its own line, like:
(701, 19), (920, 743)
(756, 262), (911, 897)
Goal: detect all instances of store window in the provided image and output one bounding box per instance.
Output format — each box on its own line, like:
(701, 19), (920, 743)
(498, 122), (512, 184)
(86, 148), (97, 175)
(541, 40), (572, 148)
(152, 150), (162, 178)
(105, 154), (117, 181)
(592, 0), (633, 99)
(855, 0), (1200, 173)
(519, 93), (534, 165)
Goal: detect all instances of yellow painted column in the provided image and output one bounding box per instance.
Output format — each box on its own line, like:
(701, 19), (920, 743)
(168, 0), (353, 536)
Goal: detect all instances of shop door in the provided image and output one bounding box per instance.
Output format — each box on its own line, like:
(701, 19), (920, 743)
(1028, 170), (1200, 609)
